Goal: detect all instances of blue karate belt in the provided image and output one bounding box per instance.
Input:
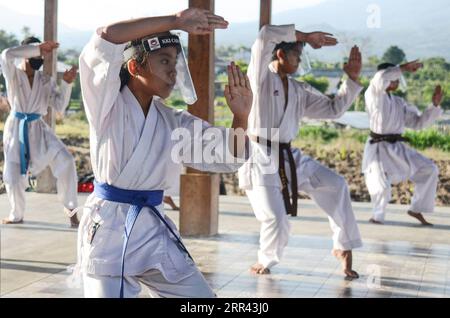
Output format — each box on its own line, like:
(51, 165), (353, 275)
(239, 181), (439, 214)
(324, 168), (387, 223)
(93, 181), (193, 298)
(13, 112), (41, 175)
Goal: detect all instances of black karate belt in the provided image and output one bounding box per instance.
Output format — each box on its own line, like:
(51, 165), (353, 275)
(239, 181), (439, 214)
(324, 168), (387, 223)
(250, 135), (298, 217)
(369, 131), (410, 145)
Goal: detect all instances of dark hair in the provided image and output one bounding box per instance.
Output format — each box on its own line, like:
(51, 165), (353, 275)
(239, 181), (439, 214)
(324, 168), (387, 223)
(377, 62), (396, 71)
(22, 36), (41, 46)
(272, 41), (304, 61)
(120, 39), (148, 91)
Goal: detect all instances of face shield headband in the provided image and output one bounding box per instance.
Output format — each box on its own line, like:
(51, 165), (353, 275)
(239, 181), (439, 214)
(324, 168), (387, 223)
(123, 34), (198, 105)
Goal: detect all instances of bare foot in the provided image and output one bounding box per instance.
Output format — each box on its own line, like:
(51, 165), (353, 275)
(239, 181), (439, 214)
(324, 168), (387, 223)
(2, 218), (24, 225)
(163, 197), (180, 211)
(407, 211), (433, 226)
(250, 263), (271, 275)
(369, 218), (384, 225)
(332, 250), (359, 279)
(70, 214), (80, 229)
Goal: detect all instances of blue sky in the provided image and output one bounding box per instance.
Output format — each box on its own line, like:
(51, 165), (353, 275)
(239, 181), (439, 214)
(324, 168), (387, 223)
(0, 0), (326, 31)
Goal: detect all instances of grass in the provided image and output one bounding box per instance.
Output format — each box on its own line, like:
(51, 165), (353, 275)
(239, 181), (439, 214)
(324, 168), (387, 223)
(294, 125), (450, 160)
(55, 114), (89, 138)
(298, 125), (339, 142)
(67, 100), (82, 111)
(2, 110), (449, 160)
(404, 129), (450, 152)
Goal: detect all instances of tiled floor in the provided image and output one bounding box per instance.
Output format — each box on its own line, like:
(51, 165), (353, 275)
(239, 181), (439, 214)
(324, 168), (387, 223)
(1, 193), (449, 298)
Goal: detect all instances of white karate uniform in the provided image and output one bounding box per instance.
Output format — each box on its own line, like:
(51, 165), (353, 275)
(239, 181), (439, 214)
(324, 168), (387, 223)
(238, 25), (363, 269)
(1, 45), (78, 222)
(164, 166), (182, 197)
(78, 30), (244, 298)
(362, 66), (443, 222)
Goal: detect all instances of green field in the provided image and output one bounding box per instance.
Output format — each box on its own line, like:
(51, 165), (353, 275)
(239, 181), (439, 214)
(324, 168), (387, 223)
(1, 108), (448, 160)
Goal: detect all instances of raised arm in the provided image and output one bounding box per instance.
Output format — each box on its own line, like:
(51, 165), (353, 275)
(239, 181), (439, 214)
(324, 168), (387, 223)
(248, 24), (296, 89)
(79, 8), (228, 131)
(404, 85), (444, 130)
(248, 25), (337, 90)
(1, 44), (41, 68)
(1, 41), (59, 106)
(303, 46), (363, 119)
(1, 44), (41, 97)
(370, 60), (423, 94)
(225, 62), (253, 159)
(50, 66), (77, 114)
(101, 9), (227, 44)
(173, 62), (252, 172)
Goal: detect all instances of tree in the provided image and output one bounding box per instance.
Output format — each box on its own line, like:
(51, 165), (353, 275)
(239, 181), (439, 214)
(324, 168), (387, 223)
(351, 77), (370, 111)
(367, 55), (381, 67)
(298, 74), (329, 94)
(0, 30), (19, 92)
(405, 58), (450, 110)
(0, 30), (19, 52)
(382, 46), (406, 65)
(235, 60), (248, 74)
(21, 26), (33, 40)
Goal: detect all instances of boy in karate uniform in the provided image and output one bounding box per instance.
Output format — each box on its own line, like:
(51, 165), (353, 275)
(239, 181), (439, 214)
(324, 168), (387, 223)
(363, 61), (444, 225)
(239, 25), (364, 278)
(1, 37), (79, 227)
(78, 8), (252, 298)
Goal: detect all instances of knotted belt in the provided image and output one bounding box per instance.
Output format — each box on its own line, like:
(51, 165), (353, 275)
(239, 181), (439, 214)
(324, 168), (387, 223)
(250, 135), (298, 216)
(369, 131), (410, 144)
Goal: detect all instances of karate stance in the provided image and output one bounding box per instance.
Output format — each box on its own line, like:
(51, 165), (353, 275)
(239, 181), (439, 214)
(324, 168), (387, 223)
(1, 36), (79, 227)
(362, 61), (444, 225)
(77, 8), (252, 298)
(238, 25), (364, 278)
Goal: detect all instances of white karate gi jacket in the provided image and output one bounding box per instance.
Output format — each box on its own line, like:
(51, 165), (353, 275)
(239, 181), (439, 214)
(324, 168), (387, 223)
(362, 66), (443, 183)
(78, 31), (244, 282)
(238, 24), (363, 190)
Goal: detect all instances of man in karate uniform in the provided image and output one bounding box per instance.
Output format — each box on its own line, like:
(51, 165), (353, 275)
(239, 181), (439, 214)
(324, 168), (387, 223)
(77, 8), (252, 298)
(1, 37), (79, 227)
(363, 61), (444, 225)
(239, 24), (364, 278)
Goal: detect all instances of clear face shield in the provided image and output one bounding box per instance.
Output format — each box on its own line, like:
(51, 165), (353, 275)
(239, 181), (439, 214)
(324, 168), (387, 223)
(123, 34), (198, 105)
(389, 75), (407, 93)
(399, 74), (408, 92)
(292, 43), (312, 77)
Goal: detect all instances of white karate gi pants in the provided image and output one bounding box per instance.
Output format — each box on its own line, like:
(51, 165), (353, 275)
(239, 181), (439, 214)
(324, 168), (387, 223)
(4, 148), (78, 222)
(365, 160), (439, 223)
(246, 161), (362, 269)
(83, 268), (215, 298)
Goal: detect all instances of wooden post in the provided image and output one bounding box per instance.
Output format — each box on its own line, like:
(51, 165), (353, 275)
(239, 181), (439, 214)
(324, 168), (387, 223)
(260, 0), (272, 29)
(180, 0), (219, 236)
(36, 0), (58, 193)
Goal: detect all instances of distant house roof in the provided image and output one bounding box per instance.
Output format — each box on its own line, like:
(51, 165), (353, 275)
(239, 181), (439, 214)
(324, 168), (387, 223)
(333, 111), (370, 130)
(57, 61), (72, 73)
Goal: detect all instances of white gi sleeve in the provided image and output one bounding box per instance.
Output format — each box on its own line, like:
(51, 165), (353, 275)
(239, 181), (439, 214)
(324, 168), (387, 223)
(49, 79), (73, 114)
(248, 24), (297, 90)
(403, 100), (443, 130)
(302, 78), (363, 119)
(0, 44), (41, 102)
(173, 110), (248, 173)
(79, 29), (127, 131)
